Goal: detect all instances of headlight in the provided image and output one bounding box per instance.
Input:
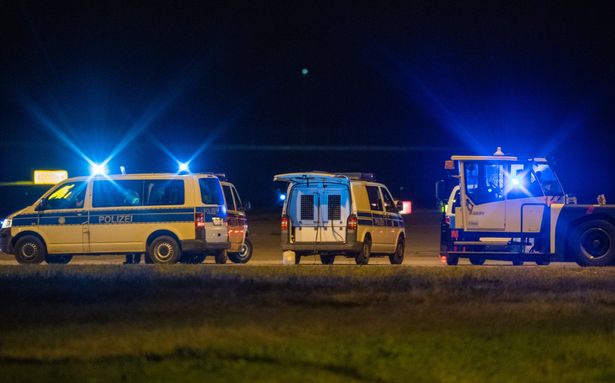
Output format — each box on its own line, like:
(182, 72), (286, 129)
(2, 219), (12, 229)
(212, 217), (223, 226)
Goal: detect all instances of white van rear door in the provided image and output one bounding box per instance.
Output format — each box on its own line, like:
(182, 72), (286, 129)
(276, 174), (350, 243)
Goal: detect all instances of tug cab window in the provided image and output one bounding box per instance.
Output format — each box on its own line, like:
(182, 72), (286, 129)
(464, 162), (504, 204)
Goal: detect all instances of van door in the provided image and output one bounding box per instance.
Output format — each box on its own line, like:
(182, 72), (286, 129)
(37, 181), (88, 254)
(223, 183), (242, 251)
(380, 186), (401, 251)
(365, 185), (386, 251)
(460, 162), (506, 231)
(274, 173), (350, 244)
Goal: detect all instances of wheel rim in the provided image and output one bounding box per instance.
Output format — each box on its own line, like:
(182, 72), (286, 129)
(155, 242), (174, 261)
(396, 242), (404, 259)
(363, 243), (370, 259)
(20, 242), (38, 259)
(237, 242), (251, 259)
(580, 228), (611, 259)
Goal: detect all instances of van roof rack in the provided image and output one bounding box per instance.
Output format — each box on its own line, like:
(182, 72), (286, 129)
(214, 173), (227, 181)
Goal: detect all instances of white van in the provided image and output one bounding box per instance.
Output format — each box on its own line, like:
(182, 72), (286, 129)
(274, 172), (406, 265)
(0, 173), (229, 264)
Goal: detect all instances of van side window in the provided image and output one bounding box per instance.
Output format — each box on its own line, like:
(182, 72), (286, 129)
(223, 185), (235, 211)
(231, 187), (243, 210)
(93, 180), (143, 208)
(199, 178), (225, 205)
(380, 187), (397, 213)
(144, 180), (185, 206)
(46, 182), (87, 210)
(366, 186), (383, 211)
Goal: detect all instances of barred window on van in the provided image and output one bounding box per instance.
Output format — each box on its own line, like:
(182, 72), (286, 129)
(199, 178), (225, 205)
(300, 194), (314, 221)
(144, 180), (185, 206)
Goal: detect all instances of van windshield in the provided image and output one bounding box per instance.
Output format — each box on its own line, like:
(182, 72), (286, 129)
(199, 178), (224, 205)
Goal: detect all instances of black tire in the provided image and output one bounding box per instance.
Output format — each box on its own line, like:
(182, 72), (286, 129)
(294, 252), (301, 264)
(355, 239), (371, 265)
(14, 235), (46, 264)
(570, 220), (615, 267)
(445, 255), (459, 266)
(389, 239), (404, 265)
(214, 250), (227, 264)
(228, 238), (253, 264)
(469, 257), (485, 265)
(320, 254), (335, 265)
(46, 254), (73, 264)
(512, 259), (524, 266)
(536, 260), (550, 266)
(147, 235), (181, 264)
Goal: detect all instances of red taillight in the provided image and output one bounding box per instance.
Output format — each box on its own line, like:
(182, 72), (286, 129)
(195, 212), (205, 228)
(195, 212), (206, 239)
(281, 216), (289, 231)
(347, 215), (358, 231)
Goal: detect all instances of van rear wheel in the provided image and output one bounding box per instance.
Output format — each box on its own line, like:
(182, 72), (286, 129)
(15, 235), (46, 264)
(389, 239), (404, 264)
(320, 254), (335, 265)
(355, 239), (371, 265)
(148, 236), (181, 264)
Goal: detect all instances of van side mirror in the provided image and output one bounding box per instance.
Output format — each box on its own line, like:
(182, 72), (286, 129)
(395, 200), (403, 212)
(35, 198), (47, 211)
(244, 201), (252, 212)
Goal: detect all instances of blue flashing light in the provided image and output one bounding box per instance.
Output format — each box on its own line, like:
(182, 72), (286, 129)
(279, 194), (286, 201)
(178, 162), (190, 173)
(90, 163), (108, 176)
(511, 177), (520, 187)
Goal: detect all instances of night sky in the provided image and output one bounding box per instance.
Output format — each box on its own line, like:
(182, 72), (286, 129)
(1, 1), (615, 209)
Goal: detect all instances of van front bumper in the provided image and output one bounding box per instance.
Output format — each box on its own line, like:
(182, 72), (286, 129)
(181, 240), (230, 253)
(0, 228), (12, 254)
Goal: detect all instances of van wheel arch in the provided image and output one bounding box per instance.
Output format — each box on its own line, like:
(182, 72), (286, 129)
(146, 230), (182, 251)
(12, 231), (47, 251)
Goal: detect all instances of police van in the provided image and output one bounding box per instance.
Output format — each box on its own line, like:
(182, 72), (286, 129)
(274, 172), (406, 265)
(219, 176), (253, 263)
(0, 173), (229, 264)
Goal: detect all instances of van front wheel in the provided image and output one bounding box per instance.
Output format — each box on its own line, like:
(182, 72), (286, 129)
(355, 239), (371, 265)
(228, 238), (253, 264)
(148, 236), (181, 264)
(15, 236), (47, 264)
